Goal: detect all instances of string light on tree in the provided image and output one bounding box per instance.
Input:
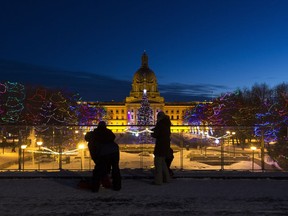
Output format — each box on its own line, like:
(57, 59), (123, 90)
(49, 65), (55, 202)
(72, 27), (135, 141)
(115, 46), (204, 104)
(137, 89), (153, 126)
(136, 89), (153, 143)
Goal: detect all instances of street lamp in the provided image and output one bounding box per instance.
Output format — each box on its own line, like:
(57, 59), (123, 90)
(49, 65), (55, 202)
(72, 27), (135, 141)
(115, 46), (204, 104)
(231, 132), (236, 157)
(213, 138), (224, 170)
(226, 131), (231, 156)
(220, 139), (224, 171)
(251, 146), (257, 172)
(200, 131), (204, 155)
(21, 144), (27, 171)
(78, 143), (85, 170)
(226, 131), (236, 156)
(204, 131), (208, 157)
(36, 141), (43, 171)
(208, 132), (236, 171)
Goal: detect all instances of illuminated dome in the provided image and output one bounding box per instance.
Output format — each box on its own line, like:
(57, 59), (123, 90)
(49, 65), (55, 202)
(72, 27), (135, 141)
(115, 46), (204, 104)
(126, 52), (164, 103)
(133, 52), (157, 83)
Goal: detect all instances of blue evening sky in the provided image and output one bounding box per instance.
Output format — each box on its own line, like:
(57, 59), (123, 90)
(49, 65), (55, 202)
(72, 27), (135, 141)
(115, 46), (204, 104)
(1, 0), (288, 102)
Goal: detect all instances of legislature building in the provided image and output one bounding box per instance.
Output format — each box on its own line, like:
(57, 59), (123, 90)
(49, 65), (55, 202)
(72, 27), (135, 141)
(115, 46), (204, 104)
(86, 52), (204, 132)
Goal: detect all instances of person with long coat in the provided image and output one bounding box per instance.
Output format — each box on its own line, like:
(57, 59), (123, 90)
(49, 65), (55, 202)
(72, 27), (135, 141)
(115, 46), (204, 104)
(85, 121), (121, 192)
(151, 111), (171, 185)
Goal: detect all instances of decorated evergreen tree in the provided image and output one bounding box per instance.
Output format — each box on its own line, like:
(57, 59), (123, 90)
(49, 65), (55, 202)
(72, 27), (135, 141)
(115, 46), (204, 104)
(137, 89), (153, 126)
(137, 89), (153, 143)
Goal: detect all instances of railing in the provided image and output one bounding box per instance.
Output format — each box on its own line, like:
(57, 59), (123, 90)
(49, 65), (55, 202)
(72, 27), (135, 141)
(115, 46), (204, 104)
(0, 125), (281, 172)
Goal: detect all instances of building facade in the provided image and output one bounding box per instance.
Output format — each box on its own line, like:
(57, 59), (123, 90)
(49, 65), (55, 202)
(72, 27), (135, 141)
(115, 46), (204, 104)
(88, 52), (204, 132)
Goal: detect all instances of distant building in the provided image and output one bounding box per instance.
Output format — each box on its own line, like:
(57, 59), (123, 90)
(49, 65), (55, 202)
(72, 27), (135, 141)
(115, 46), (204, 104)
(85, 52), (205, 132)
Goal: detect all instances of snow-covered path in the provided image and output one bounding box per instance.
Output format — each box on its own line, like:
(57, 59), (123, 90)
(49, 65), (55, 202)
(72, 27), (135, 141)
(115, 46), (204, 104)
(1, 177), (288, 215)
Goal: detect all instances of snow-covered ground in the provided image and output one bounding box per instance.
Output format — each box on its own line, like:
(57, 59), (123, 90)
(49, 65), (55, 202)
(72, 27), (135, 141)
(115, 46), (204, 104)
(2, 144), (287, 215)
(0, 148), (287, 215)
(1, 175), (288, 215)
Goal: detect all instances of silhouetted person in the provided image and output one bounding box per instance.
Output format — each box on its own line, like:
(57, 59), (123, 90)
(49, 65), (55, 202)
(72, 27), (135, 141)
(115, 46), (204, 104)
(151, 111), (171, 185)
(85, 121), (121, 192)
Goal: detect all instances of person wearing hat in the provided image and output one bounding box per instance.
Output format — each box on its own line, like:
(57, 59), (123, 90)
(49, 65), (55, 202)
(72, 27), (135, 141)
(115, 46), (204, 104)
(151, 111), (172, 185)
(85, 121), (121, 192)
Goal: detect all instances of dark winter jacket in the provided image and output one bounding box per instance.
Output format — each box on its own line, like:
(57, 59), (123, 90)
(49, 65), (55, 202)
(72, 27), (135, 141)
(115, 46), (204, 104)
(85, 127), (118, 163)
(151, 116), (171, 157)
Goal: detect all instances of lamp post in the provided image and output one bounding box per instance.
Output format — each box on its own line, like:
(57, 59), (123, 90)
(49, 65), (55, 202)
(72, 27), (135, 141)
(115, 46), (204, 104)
(36, 141), (43, 171)
(21, 144), (27, 171)
(200, 131), (204, 155)
(226, 131), (231, 155)
(207, 131), (235, 171)
(251, 146), (257, 172)
(226, 131), (236, 157)
(215, 139), (225, 170)
(204, 132), (208, 157)
(78, 143), (85, 171)
(84, 132), (92, 170)
(231, 132), (236, 158)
